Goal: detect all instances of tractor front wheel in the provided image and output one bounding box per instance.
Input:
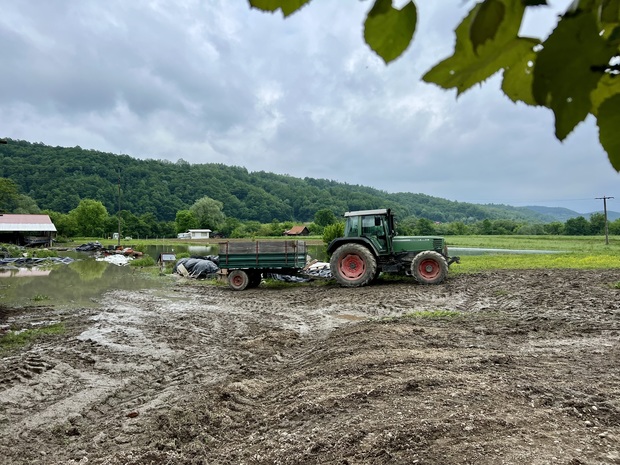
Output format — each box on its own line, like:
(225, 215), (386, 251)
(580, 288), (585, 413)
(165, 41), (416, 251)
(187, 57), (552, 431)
(330, 243), (377, 288)
(411, 251), (448, 285)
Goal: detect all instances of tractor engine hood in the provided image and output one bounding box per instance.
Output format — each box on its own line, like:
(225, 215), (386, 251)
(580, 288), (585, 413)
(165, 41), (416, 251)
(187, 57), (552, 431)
(391, 236), (445, 253)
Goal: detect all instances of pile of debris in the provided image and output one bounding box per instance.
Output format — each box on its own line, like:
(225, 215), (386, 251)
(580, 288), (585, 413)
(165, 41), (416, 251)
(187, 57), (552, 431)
(264, 261), (332, 283)
(304, 260), (332, 279)
(76, 242), (104, 252)
(174, 256), (220, 279)
(96, 255), (133, 266)
(76, 242), (144, 258)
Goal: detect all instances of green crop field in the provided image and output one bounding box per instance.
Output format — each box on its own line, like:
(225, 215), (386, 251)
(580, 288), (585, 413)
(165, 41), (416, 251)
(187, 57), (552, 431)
(446, 235), (620, 273)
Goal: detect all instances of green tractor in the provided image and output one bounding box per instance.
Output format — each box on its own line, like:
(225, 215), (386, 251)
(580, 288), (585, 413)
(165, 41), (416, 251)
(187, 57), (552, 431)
(327, 209), (459, 287)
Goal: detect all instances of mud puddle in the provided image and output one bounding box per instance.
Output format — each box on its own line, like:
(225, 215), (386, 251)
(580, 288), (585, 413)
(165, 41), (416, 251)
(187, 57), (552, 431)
(0, 258), (168, 308)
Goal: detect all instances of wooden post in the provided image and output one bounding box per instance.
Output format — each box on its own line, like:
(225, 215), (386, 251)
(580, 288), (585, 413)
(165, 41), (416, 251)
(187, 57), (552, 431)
(596, 196), (614, 245)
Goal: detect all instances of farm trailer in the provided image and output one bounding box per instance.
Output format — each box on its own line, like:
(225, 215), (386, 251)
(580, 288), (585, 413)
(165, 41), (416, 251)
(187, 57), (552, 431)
(218, 240), (308, 291)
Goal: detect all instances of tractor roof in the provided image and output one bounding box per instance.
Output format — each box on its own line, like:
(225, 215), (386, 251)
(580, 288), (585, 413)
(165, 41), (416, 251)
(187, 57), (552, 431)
(344, 209), (390, 217)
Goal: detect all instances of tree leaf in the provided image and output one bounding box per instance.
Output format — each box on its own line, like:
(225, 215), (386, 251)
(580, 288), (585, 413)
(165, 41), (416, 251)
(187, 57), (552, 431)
(591, 75), (620, 115)
(502, 49), (538, 105)
(423, 0), (535, 95)
(600, 0), (620, 24)
(522, 0), (548, 5)
(532, 11), (617, 140)
(597, 93), (620, 171)
(470, 0), (506, 54)
(426, 37), (537, 95)
(364, 0), (417, 64)
(249, 0), (311, 17)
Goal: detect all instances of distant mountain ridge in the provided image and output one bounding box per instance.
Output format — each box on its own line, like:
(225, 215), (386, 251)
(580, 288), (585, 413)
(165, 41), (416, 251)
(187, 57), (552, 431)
(524, 205), (620, 222)
(0, 139), (611, 224)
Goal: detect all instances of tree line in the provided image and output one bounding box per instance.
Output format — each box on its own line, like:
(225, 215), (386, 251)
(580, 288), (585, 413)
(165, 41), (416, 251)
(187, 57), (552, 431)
(0, 140), (615, 239)
(1, 176), (616, 240)
(0, 140), (567, 225)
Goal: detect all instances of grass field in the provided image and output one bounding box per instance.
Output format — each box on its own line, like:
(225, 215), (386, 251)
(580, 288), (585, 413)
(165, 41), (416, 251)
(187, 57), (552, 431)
(445, 235), (620, 273)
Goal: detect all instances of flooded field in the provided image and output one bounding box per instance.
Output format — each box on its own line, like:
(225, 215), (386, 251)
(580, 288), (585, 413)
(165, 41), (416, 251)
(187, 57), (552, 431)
(0, 258), (167, 308)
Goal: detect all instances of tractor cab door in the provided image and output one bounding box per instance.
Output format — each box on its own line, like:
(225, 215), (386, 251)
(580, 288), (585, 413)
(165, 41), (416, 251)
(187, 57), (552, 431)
(361, 215), (389, 253)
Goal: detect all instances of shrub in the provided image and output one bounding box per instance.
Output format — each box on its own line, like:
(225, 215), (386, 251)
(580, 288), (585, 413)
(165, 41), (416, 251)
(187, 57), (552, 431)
(322, 222), (344, 246)
(30, 249), (58, 258)
(1, 244), (23, 258)
(130, 255), (156, 267)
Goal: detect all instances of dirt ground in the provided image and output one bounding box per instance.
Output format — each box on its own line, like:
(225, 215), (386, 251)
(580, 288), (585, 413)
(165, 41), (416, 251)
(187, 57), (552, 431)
(1, 269), (620, 464)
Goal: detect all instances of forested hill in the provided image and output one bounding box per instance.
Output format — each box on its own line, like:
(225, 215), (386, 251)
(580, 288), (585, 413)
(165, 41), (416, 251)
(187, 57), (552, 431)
(1, 139), (556, 223)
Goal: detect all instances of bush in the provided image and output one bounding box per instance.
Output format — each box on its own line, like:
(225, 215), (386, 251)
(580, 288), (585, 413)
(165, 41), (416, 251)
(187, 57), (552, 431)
(1, 244), (24, 258)
(322, 222), (345, 246)
(130, 255), (156, 267)
(30, 249), (58, 258)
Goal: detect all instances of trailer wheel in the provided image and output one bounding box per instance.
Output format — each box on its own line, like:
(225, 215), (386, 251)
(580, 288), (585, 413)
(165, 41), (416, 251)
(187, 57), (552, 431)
(228, 269), (250, 291)
(330, 243), (377, 287)
(411, 251), (448, 285)
(247, 272), (262, 288)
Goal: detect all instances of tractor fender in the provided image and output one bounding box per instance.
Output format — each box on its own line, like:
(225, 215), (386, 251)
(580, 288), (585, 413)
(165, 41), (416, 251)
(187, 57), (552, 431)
(327, 237), (379, 257)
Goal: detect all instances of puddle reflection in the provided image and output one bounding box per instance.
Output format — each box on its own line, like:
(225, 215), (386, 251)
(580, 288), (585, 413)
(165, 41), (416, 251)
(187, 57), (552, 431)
(0, 268), (52, 278)
(0, 256), (166, 308)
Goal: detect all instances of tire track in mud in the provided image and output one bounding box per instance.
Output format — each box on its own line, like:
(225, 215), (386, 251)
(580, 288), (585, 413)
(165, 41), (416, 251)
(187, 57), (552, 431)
(1, 283), (357, 463)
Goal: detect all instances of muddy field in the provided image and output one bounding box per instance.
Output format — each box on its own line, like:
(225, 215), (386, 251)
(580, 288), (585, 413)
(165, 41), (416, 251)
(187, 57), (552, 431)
(1, 269), (620, 464)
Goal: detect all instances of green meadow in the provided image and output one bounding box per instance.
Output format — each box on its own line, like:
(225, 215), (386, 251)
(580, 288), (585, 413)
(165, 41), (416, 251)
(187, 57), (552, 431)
(446, 235), (620, 273)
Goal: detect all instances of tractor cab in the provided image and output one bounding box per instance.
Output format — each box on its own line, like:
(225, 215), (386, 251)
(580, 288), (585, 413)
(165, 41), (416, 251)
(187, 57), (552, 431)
(343, 209), (394, 254)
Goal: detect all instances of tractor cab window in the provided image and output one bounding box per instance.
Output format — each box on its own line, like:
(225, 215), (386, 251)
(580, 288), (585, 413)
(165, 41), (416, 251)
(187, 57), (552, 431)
(362, 215), (387, 251)
(362, 216), (377, 235)
(344, 216), (358, 237)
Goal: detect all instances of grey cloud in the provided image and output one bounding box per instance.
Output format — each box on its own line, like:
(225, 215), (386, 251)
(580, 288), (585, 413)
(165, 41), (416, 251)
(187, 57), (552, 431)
(0, 0), (617, 214)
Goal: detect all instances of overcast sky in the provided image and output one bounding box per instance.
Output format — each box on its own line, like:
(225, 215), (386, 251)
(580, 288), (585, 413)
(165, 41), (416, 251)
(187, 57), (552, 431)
(1, 0), (618, 214)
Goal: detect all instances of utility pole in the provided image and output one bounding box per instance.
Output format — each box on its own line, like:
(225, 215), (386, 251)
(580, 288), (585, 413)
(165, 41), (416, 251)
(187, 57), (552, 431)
(117, 171), (122, 248)
(596, 196), (614, 245)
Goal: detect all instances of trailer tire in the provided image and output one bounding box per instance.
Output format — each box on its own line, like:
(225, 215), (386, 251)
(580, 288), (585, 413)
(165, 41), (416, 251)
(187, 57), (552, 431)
(330, 243), (377, 288)
(228, 269), (250, 291)
(411, 251), (448, 285)
(247, 272), (262, 288)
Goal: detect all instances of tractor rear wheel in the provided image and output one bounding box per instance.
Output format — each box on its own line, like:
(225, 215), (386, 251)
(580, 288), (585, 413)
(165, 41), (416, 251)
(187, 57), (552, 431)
(330, 243), (377, 287)
(411, 251), (448, 285)
(228, 269), (250, 291)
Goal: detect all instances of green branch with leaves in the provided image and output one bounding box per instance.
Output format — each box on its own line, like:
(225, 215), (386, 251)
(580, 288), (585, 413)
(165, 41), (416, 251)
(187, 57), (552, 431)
(249, 0), (620, 171)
